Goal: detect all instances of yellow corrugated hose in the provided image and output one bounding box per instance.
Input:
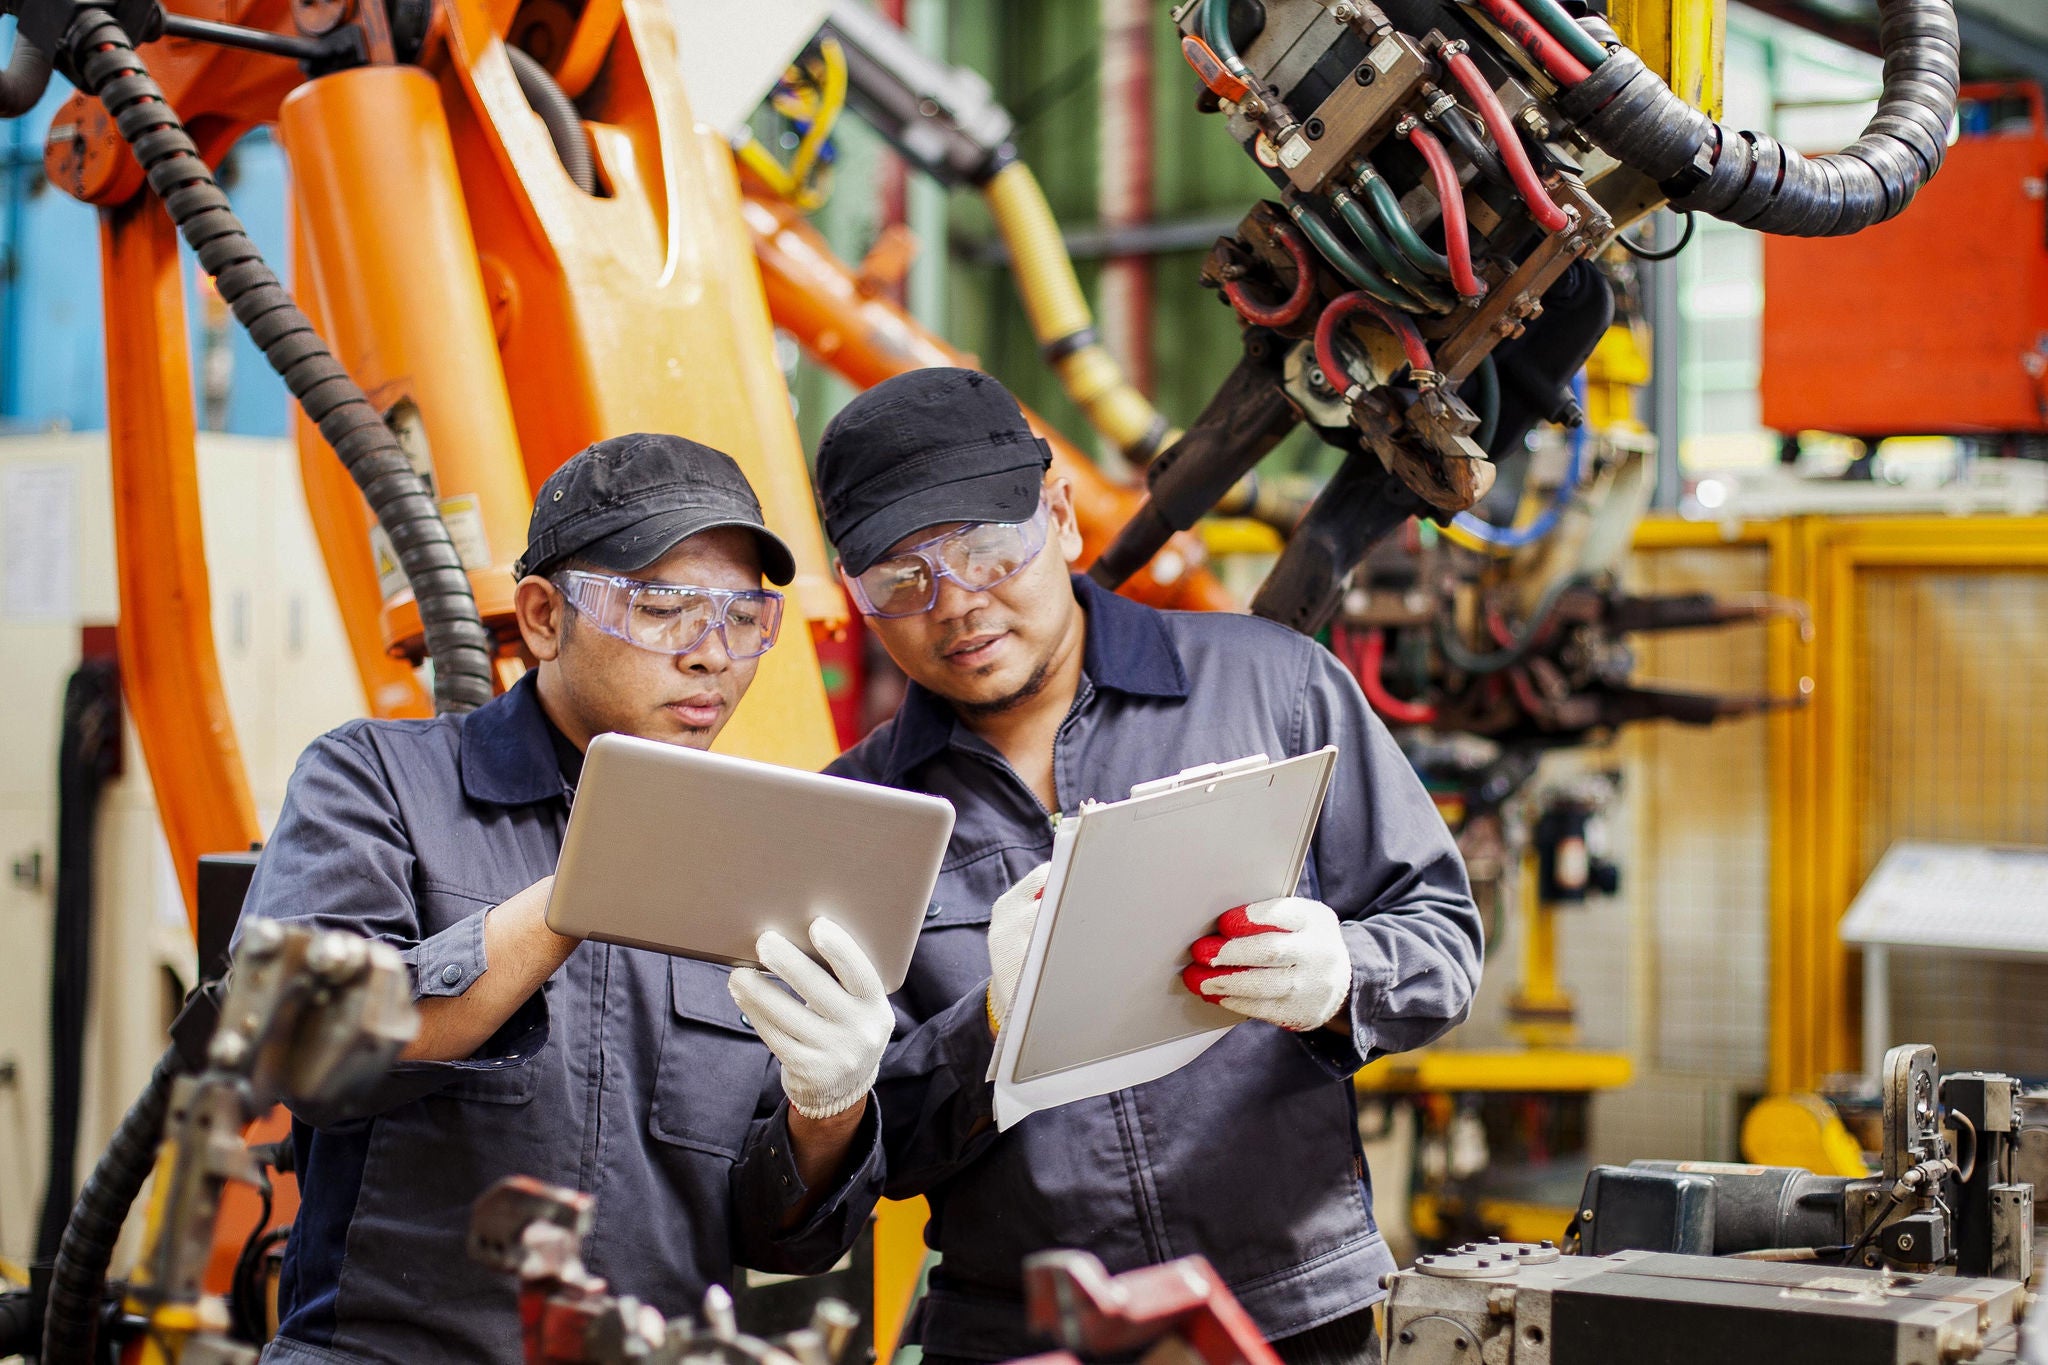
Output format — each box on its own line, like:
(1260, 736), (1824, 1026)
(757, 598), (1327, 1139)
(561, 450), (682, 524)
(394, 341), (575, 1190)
(983, 161), (1180, 463)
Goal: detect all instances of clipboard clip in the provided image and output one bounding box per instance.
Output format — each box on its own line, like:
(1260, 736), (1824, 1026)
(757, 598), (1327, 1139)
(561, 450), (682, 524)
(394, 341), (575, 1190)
(1127, 753), (1273, 800)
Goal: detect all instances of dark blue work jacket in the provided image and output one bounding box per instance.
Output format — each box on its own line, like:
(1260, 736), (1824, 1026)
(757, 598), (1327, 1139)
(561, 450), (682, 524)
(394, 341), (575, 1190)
(829, 575), (1483, 1362)
(237, 674), (883, 1365)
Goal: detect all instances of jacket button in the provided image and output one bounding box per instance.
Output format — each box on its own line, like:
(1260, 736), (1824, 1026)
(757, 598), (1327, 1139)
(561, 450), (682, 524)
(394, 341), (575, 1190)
(441, 964), (463, 986)
(926, 903), (941, 919)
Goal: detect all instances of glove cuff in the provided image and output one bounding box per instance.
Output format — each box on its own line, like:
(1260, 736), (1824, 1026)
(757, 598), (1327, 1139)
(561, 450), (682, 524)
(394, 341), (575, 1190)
(788, 1062), (881, 1122)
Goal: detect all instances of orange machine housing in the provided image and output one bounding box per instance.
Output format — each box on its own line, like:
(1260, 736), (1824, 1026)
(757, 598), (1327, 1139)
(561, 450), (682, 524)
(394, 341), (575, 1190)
(1762, 85), (2048, 437)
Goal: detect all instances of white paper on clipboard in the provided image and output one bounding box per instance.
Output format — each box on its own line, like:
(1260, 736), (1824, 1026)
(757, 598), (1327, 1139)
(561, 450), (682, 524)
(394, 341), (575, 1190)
(990, 746), (1339, 1130)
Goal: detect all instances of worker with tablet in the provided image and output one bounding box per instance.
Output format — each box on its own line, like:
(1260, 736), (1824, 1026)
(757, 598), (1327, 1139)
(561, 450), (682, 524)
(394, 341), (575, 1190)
(234, 435), (891, 1365)
(817, 369), (1485, 1365)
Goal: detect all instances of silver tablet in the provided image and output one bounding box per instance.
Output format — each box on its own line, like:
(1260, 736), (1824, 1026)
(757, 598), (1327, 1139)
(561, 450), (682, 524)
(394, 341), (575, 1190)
(545, 732), (954, 991)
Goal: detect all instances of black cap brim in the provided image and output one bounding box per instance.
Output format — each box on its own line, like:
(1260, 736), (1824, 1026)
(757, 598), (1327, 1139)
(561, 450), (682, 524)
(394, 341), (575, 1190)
(834, 464), (1045, 574)
(574, 510), (797, 585)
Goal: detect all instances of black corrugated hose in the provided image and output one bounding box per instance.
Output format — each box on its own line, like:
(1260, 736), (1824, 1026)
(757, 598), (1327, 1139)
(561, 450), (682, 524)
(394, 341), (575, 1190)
(41, 1047), (181, 1365)
(33, 660), (123, 1268)
(32, 6), (496, 1357)
(0, 28), (52, 115)
(1560, 0), (1960, 237)
(60, 3), (495, 711)
(506, 44), (596, 194)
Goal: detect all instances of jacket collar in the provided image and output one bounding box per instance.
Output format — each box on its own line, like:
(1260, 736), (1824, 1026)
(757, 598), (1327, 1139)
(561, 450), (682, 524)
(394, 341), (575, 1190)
(879, 573), (1189, 783)
(460, 672), (570, 806)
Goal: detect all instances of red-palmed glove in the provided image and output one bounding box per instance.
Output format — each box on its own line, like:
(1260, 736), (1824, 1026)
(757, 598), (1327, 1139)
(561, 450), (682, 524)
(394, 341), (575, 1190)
(1181, 897), (1351, 1032)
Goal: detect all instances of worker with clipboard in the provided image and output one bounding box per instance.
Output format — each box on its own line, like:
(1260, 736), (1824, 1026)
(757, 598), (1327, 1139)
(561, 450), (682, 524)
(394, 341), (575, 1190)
(818, 369), (1485, 1365)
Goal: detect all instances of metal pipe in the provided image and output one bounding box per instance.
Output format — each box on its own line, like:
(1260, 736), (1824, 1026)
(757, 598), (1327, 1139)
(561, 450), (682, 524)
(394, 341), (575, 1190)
(1647, 222), (1681, 507)
(1098, 0), (1155, 403)
(160, 12), (324, 60)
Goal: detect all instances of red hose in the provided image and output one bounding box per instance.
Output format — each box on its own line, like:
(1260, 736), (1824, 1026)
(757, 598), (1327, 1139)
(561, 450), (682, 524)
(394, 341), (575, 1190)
(1506, 663), (1548, 719)
(1315, 292), (1434, 396)
(1444, 47), (1573, 234)
(1223, 219), (1317, 328)
(1354, 627), (1438, 725)
(1403, 123), (1486, 301)
(1470, 0), (1593, 86)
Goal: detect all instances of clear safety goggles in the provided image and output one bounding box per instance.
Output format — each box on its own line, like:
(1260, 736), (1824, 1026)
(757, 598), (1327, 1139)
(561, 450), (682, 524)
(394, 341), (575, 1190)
(553, 570), (784, 659)
(845, 497), (1050, 618)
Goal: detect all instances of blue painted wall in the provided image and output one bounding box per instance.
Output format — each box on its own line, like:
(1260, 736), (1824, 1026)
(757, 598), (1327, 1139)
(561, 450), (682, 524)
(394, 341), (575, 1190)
(1, 16), (290, 438)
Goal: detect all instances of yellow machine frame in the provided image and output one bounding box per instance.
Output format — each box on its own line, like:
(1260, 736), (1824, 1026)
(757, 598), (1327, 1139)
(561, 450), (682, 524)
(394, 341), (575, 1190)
(1634, 513), (2048, 1093)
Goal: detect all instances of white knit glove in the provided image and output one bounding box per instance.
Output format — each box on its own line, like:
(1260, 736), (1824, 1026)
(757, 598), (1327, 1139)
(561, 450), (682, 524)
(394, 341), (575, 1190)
(985, 863), (1051, 1036)
(1181, 897), (1353, 1032)
(728, 919), (894, 1120)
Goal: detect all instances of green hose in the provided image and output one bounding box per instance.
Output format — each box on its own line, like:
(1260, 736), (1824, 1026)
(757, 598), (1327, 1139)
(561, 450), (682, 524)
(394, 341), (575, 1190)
(1359, 167), (1451, 279)
(1519, 0), (1609, 71)
(1468, 353), (1500, 452)
(1203, 0), (1252, 78)
(1286, 202), (1414, 312)
(1334, 190), (1451, 311)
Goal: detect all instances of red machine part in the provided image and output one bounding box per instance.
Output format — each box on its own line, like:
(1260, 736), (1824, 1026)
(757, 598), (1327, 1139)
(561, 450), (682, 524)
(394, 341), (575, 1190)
(1763, 84), (2048, 438)
(811, 585), (869, 750)
(1020, 1250), (1285, 1365)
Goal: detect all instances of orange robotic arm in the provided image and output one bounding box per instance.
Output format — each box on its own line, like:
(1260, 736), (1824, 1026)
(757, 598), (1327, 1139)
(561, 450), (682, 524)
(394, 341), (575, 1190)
(43, 0), (851, 918)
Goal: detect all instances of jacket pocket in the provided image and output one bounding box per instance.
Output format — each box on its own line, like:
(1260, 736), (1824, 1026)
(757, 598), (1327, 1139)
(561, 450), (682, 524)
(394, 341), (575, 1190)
(438, 1055), (544, 1104)
(650, 957), (773, 1159)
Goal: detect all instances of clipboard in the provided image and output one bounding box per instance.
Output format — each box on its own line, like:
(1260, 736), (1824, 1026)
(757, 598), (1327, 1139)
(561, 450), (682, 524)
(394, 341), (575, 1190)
(991, 746), (1339, 1130)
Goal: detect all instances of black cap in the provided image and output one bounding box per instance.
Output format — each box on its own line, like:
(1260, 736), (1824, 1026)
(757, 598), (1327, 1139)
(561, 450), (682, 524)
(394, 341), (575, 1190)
(514, 433), (796, 585)
(815, 368), (1052, 574)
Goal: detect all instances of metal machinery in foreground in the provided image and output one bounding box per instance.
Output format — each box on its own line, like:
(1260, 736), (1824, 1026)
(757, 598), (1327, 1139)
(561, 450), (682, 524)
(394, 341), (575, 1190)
(469, 1182), (1287, 1365)
(32, 923), (417, 1365)
(1382, 1244), (2028, 1365)
(468, 1177), (868, 1365)
(1382, 1046), (2040, 1364)
(463, 1065), (2044, 1365)
(1576, 1047), (2032, 1282)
